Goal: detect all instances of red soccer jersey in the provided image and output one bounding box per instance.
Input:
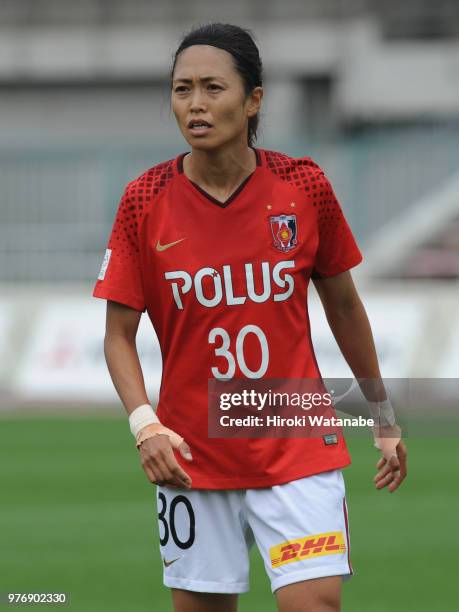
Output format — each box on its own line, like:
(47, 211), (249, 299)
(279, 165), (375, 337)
(93, 147), (363, 488)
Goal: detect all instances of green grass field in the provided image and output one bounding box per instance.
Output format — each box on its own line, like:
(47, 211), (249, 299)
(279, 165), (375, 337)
(0, 416), (456, 611)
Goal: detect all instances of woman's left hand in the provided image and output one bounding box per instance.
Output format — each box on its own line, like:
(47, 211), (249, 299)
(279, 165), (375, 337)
(373, 434), (408, 493)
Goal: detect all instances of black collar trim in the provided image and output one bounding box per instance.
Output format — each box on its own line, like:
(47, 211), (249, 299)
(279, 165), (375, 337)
(177, 147), (261, 208)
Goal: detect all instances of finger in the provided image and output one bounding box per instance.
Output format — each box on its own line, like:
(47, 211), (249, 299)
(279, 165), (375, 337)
(375, 469), (396, 489)
(179, 441), (193, 461)
(375, 472), (394, 491)
(144, 451), (169, 486)
(153, 454), (175, 484)
(388, 471), (403, 492)
(388, 446), (408, 492)
(374, 470), (393, 487)
(398, 442), (408, 469)
(387, 465), (403, 492)
(149, 462), (166, 486)
(171, 466), (192, 489)
(162, 448), (192, 488)
(375, 456), (400, 489)
(399, 453), (408, 480)
(141, 459), (157, 485)
(171, 462), (192, 488)
(375, 452), (399, 476)
(373, 462), (392, 483)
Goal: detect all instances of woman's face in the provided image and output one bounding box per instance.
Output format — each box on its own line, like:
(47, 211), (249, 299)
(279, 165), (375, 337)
(171, 44), (262, 151)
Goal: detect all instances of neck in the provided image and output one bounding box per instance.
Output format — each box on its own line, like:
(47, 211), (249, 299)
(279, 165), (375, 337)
(184, 141), (257, 189)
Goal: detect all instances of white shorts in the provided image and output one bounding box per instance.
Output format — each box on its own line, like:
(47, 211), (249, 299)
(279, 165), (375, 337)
(156, 469), (353, 594)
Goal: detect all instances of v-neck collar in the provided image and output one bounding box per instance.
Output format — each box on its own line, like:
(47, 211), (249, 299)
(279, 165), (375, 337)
(176, 147), (262, 208)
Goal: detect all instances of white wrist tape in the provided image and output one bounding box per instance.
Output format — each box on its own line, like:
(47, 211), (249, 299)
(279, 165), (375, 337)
(373, 423), (402, 459)
(129, 403), (159, 438)
(367, 399), (396, 427)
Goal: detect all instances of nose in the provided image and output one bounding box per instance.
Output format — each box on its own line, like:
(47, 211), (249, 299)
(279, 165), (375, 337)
(189, 87), (207, 111)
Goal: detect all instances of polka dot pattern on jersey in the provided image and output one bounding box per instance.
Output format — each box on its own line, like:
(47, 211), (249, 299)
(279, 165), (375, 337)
(101, 149), (359, 283)
(264, 149), (351, 265)
(108, 159), (175, 264)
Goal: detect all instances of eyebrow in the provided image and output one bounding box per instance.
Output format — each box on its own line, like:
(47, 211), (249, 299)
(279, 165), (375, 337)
(173, 76), (227, 84)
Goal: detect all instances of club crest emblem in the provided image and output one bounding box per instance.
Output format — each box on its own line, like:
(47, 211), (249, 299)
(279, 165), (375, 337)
(270, 214), (298, 252)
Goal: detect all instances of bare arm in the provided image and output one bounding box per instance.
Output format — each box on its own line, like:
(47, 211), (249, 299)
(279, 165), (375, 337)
(312, 271), (407, 492)
(103, 300), (192, 488)
(104, 300), (150, 415)
(312, 271), (382, 381)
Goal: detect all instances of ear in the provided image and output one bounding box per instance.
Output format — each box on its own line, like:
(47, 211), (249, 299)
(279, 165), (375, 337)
(247, 86), (263, 118)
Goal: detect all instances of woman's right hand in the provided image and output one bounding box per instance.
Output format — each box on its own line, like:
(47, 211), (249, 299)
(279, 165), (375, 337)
(139, 433), (193, 489)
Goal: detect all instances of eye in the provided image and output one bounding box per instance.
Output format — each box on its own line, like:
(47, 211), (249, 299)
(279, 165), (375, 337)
(174, 86), (188, 93)
(208, 84), (222, 91)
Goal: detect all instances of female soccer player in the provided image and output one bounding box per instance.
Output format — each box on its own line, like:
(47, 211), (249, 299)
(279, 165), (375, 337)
(94, 22), (407, 612)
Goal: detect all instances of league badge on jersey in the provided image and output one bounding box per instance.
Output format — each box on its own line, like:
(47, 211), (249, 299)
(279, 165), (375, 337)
(270, 214), (298, 252)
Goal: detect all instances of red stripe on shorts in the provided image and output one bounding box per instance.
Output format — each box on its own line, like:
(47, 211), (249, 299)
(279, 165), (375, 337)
(343, 497), (353, 574)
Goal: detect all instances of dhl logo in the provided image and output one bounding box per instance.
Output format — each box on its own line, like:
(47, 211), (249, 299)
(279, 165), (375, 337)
(270, 531), (346, 568)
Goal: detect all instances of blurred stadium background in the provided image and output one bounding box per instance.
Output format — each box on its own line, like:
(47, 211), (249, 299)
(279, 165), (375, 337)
(0, 1), (457, 610)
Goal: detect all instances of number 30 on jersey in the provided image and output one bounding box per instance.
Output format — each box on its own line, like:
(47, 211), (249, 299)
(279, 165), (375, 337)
(209, 324), (268, 380)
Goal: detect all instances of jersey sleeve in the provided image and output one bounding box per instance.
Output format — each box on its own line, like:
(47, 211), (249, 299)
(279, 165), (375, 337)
(92, 181), (146, 312)
(311, 170), (363, 279)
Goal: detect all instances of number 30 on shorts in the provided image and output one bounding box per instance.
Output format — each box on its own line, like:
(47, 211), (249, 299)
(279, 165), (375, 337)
(158, 492), (196, 549)
(209, 324), (269, 379)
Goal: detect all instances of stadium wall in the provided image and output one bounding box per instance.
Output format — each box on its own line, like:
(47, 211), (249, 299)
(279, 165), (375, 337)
(0, 281), (456, 411)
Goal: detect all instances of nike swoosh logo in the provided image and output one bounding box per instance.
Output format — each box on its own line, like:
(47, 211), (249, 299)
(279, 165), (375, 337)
(163, 556), (182, 567)
(156, 238), (187, 252)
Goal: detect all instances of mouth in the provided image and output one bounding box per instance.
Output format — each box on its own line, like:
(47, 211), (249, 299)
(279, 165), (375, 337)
(188, 120), (213, 136)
